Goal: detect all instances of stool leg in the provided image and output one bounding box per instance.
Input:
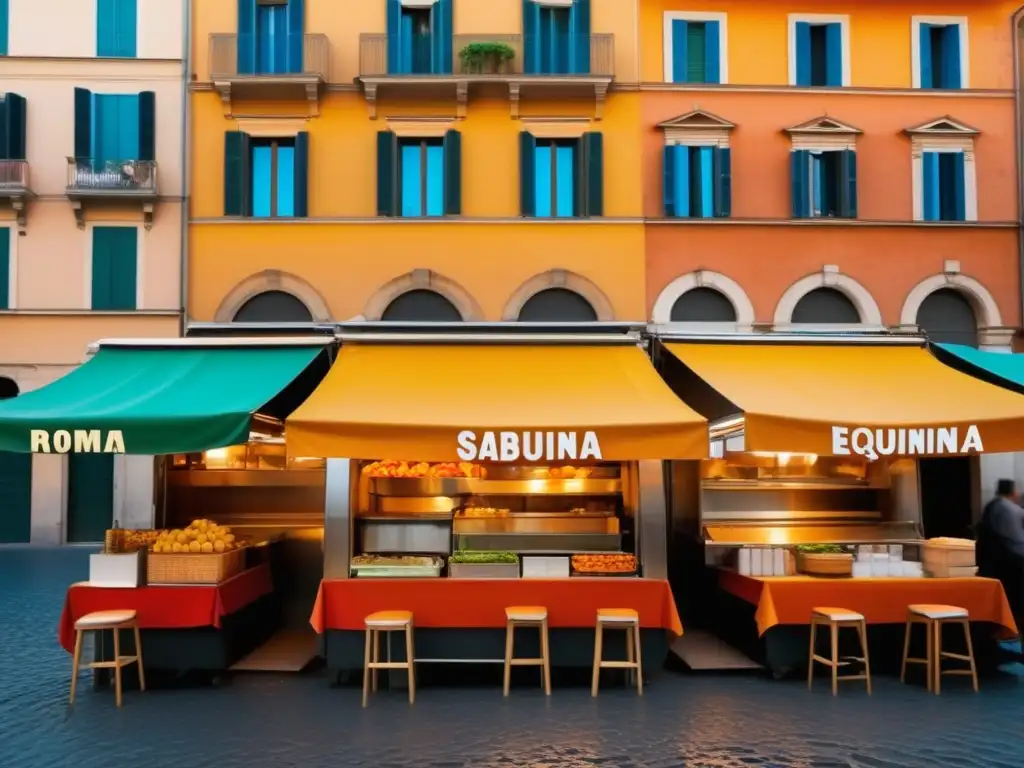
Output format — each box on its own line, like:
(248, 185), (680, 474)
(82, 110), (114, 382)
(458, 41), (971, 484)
(808, 619), (818, 690)
(405, 625), (416, 705)
(133, 623), (146, 692)
(925, 621), (933, 693)
(371, 630), (380, 693)
(625, 623), (635, 687)
(362, 628), (372, 708)
(540, 618), (551, 696)
(857, 620), (871, 695)
(591, 624), (603, 697)
(69, 629), (84, 705)
(113, 627), (123, 708)
(503, 620), (514, 697)
(900, 620), (911, 683)
(830, 623), (839, 696)
(962, 619), (978, 693)
(632, 622), (643, 697)
(933, 621), (942, 695)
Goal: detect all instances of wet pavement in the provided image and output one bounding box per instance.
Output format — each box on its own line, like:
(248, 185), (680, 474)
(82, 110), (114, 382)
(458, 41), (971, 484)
(2, 547), (1024, 768)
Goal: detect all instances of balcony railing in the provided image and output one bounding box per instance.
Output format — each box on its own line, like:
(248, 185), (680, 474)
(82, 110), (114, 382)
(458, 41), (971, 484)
(210, 33), (329, 80)
(359, 33), (613, 78)
(0, 160), (29, 190)
(66, 159), (157, 196)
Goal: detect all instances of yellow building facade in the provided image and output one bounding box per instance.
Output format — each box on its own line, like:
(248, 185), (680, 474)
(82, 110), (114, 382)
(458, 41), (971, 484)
(189, 0), (648, 325)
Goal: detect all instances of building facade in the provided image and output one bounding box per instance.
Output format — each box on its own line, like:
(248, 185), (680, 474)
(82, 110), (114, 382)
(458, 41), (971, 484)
(0, 0), (185, 544)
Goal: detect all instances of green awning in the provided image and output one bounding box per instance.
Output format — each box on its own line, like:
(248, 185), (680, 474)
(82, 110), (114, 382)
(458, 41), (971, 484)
(934, 343), (1024, 396)
(0, 343), (328, 454)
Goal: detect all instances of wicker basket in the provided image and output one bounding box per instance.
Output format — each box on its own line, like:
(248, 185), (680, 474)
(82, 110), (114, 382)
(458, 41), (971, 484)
(797, 552), (854, 577)
(923, 539), (976, 569)
(147, 548), (246, 585)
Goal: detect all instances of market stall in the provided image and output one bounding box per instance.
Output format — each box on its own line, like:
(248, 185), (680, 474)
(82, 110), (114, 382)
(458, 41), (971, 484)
(288, 325), (705, 684)
(651, 332), (1024, 676)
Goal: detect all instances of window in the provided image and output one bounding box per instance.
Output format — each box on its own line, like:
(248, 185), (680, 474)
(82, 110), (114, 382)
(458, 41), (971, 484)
(922, 151), (965, 222)
(387, 0), (452, 75)
(252, 138), (296, 217)
(224, 131), (309, 217)
(523, 0), (591, 75)
(913, 18), (966, 89)
(790, 149), (857, 219)
(91, 226), (137, 311)
(73, 89), (155, 170)
(237, 0), (305, 75)
(791, 288), (860, 324)
(97, 0), (137, 58)
(0, 227), (10, 310)
(790, 15), (847, 87)
(520, 131), (602, 218)
(376, 130), (460, 217)
(664, 13), (725, 84)
(0, 93), (26, 161)
(663, 145), (730, 218)
(0, 0), (8, 56)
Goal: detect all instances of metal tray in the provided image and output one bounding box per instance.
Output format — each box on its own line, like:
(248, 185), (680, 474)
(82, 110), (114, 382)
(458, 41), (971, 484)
(370, 477), (622, 497)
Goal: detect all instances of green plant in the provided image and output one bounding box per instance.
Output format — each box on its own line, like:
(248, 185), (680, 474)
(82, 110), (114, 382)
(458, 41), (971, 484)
(796, 544), (846, 554)
(458, 42), (515, 73)
(449, 551), (519, 564)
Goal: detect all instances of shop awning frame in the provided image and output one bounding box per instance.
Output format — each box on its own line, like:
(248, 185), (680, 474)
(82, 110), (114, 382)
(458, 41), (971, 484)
(931, 343), (1024, 396)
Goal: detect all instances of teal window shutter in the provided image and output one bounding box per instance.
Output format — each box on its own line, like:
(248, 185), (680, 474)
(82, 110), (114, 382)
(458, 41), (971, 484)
(224, 130), (251, 216)
(431, 0), (453, 75)
(791, 150), (810, 218)
(704, 21), (720, 84)
(582, 132), (603, 217)
(824, 23), (842, 86)
(425, 143), (444, 215)
(138, 91), (155, 162)
(443, 129), (461, 215)
(941, 25), (961, 89)
(674, 144), (690, 217)
(922, 151), (939, 221)
(91, 228), (112, 309)
(663, 145), (675, 216)
(276, 143), (295, 216)
(951, 151), (966, 220)
(386, 0), (402, 74)
(0, 0), (9, 56)
(919, 23), (933, 88)
(839, 149), (857, 218)
(522, 0), (540, 74)
(97, 0), (136, 57)
(117, 0), (137, 58)
(92, 227), (136, 310)
(3, 93), (26, 160)
(74, 88), (92, 161)
(0, 227), (9, 310)
(671, 20), (688, 82)
(377, 130), (398, 216)
(237, 0), (257, 75)
(794, 22), (811, 85)
(569, 0), (591, 74)
(697, 146), (713, 217)
(713, 146), (731, 217)
(293, 131), (309, 217)
(519, 131), (537, 216)
(686, 23), (706, 83)
(97, 0), (116, 56)
(287, 0), (304, 73)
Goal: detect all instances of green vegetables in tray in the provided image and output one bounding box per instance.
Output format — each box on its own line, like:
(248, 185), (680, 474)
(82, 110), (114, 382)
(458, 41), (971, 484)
(449, 551), (519, 564)
(796, 544), (846, 554)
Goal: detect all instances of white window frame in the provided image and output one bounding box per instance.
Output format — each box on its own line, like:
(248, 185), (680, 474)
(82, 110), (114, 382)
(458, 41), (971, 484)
(787, 14), (851, 87)
(911, 16), (970, 89)
(2, 227), (16, 310)
(84, 222), (146, 311)
(911, 142), (978, 223)
(663, 11), (729, 84)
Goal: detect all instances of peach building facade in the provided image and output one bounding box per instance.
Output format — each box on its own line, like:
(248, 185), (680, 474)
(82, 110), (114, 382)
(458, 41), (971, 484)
(0, 0), (186, 544)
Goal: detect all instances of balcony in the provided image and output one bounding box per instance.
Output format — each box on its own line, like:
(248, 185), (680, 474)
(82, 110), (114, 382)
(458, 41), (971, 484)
(209, 33), (330, 112)
(357, 33), (614, 119)
(65, 159), (158, 230)
(0, 160), (31, 232)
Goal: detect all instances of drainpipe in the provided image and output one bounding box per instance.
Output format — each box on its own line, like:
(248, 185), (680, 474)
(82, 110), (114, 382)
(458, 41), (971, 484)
(1014, 8), (1024, 334)
(179, 0), (192, 338)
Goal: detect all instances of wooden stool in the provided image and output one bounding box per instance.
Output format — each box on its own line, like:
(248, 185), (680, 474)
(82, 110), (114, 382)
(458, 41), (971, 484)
(363, 610), (415, 707)
(503, 606), (551, 696)
(901, 604), (978, 694)
(808, 607), (871, 696)
(69, 609), (144, 708)
(591, 608), (642, 697)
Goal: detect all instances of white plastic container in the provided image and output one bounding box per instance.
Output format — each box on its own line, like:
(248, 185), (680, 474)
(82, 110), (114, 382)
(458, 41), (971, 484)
(738, 548), (752, 576)
(888, 544), (904, 562)
(751, 548), (764, 577)
(522, 556), (569, 579)
(89, 551), (145, 588)
(772, 548), (785, 577)
(852, 561), (872, 578)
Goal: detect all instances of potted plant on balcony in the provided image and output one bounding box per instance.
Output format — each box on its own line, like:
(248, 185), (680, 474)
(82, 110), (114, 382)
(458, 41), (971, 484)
(458, 42), (515, 74)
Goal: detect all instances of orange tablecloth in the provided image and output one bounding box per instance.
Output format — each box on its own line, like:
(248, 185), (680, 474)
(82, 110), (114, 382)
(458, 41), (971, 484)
(58, 564), (274, 653)
(718, 569), (1018, 638)
(310, 578), (684, 637)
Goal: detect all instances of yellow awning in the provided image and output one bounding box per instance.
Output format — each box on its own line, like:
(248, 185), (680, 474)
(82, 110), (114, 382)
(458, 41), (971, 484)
(287, 344), (708, 460)
(664, 342), (1024, 458)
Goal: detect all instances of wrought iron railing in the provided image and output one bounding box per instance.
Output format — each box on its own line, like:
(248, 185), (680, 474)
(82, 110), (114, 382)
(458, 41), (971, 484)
(210, 33), (330, 79)
(66, 159), (157, 193)
(0, 160), (29, 189)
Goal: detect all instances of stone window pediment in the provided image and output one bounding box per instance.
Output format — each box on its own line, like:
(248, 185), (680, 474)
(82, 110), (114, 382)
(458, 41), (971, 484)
(785, 115), (860, 151)
(903, 116), (980, 137)
(657, 109), (734, 147)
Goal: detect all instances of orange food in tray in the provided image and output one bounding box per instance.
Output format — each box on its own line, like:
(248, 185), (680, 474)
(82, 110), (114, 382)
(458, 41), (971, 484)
(364, 460), (486, 479)
(572, 553), (637, 573)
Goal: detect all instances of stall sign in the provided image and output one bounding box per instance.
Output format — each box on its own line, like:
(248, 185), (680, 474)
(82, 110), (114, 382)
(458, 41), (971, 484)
(831, 425), (983, 461)
(30, 429), (126, 454)
(456, 430), (603, 462)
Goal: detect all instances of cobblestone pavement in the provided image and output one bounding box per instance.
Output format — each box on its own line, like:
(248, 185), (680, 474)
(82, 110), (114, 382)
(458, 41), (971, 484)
(2, 547), (1024, 768)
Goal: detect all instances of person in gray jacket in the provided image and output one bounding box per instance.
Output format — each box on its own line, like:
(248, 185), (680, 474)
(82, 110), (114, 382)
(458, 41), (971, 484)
(977, 479), (1024, 645)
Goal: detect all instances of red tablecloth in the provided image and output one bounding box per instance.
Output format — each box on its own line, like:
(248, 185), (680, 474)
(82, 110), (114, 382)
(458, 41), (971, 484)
(309, 578), (684, 636)
(58, 563), (274, 653)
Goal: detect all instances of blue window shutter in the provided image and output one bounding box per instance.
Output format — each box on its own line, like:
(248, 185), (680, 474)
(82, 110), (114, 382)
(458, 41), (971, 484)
(523, 0), (541, 75)
(431, 0), (453, 75)
(698, 147), (713, 217)
(443, 129), (461, 215)
(117, 0), (137, 58)
(116, 94), (140, 160)
(3, 93), (27, 161)
(275, 145), (295, 216)
(918, 23), (933, 88)
(237, 0), (257, 75)
(535, 144), (552, 216)
(825, 23), (842, 86)
(675, 144), (690, 217)
(839, 149), (857, 218)
(713, 146), (731, 217)
(0, 0), (8, 56)
(251, 144), (272, 216)
(293, 131), (309, 217)
(942, 25), (961, 89)
(790, 150), (810, 218)
(952, 151), (966, 221)
(704, 21), (720, 84)
(97, 0), (116, 56)
(671, 20), (688, 83)
(287, 0), (304, 73)
(519, 131), (537, 216)
(663, 145), (675, 216)
(0, 228), (9, 310)
(74, 88), (92, 161)
(224, 131), (251, 216)
(570, 0), (591, 75)
(377, 130), (398, 216)
(138, 91), (155, 162)
(922, 151), (939, 221)
(386, 0), (402, 74)
(794, 22), (811, 85)
(582, 132), (603, 217)
(425, 144), (445, 215)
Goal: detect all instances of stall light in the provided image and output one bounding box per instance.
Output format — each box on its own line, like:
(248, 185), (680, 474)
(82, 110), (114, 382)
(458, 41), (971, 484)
(749, 451), (818, 465)
(766, 528), (790, 545)
(205, 448), (228, 460)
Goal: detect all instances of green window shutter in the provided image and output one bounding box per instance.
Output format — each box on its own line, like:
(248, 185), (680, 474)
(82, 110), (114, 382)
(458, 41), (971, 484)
(92, 227), (136, 310)
(519, 131), (537, 216)
(0, 0), (8, 56)
(74, 88), (92, 161)
(839, 149), (857, 219)
(443, 129), (461, 215)
(686, 23), (706, 83)
(0, 227), (10, 310)
(376, 130), (398, 216)
(581, 132), (603, 217)
(138, 91), (155, 162)
(2, 93), (25, 160)
(91, 227), (113, 309)
(294, 131), (309, 217)
(224, 131), (251, 216)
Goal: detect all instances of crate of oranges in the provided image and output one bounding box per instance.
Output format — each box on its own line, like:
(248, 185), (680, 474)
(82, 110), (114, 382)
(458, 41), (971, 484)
(147, 519), (246, 584)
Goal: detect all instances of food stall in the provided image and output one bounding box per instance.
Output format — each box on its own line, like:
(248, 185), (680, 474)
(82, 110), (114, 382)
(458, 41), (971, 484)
(650, 332), (1022, 676)
(292, 324), (701, 684)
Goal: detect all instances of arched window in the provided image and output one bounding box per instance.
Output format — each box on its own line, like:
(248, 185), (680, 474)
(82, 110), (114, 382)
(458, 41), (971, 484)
(517, 289), (597, 322)
(669, 288), (737, 322)
(0, 377), (18, 400)
(233, 291), (313, 323)
(381, 290), (462, 321)
(791, 288), (860, 324)
(917, 289), (978, 347)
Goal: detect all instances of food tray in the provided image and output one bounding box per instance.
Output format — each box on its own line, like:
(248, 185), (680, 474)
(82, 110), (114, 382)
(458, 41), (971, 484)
(351, 558), (443, 578)
(797, 552), (853, 577)
(571, 569), (638, 578)
(370, 477), (622, 497)
(449, 563), (520, 579)
(147, 548), (246, 584)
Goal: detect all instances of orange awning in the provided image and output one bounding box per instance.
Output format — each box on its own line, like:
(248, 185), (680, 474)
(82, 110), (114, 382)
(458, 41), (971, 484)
(663, 341), (1024, 458)
(286, 344), (708, 461)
